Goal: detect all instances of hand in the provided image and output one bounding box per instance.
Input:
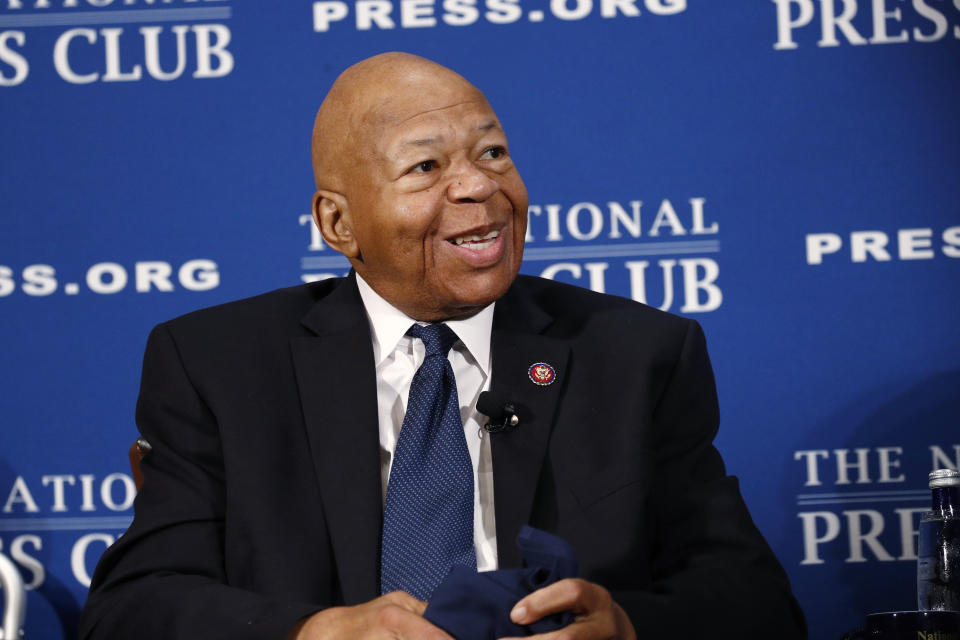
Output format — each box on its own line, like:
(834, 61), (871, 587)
(286, 591), (454, 640)
(502, 578), (637, 640)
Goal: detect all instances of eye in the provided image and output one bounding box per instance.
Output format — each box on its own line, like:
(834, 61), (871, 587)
(408, 160), (437, 174)
(480, 146), (507, 160)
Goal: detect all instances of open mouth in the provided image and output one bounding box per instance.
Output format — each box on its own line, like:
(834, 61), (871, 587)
(449, 229), (500, 251)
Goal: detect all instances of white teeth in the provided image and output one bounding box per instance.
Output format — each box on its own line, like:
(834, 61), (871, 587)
(454, 230), (499, 246)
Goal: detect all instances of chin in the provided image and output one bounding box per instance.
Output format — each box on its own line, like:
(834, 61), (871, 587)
(447, 277), (514, 313)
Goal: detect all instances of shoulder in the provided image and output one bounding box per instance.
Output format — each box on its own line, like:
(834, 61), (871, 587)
(508, 274), (696, 344)
(152, 278), (347, 346)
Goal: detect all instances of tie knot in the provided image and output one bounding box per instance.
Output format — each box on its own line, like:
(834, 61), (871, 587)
(407, 322), (458, 358)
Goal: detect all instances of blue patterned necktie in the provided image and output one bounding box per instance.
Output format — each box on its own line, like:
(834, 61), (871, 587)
(380, 322), (476, 601)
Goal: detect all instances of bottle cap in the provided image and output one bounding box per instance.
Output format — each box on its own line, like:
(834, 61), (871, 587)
(929, 469), (960, 488)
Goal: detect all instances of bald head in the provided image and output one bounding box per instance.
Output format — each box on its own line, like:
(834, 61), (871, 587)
(309, 52), (527, 321)
(311, 52), (487, 192)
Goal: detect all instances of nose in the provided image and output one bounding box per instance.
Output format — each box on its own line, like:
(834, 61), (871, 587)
(447, 161), (499, 203)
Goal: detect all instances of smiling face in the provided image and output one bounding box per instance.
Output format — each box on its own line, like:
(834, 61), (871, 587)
(312, 54), (528, 321)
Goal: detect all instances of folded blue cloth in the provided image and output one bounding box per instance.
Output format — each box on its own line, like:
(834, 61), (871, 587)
(424, 526), (579, 639)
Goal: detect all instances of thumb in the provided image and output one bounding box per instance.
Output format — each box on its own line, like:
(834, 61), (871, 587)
(383, 590), (429, 615)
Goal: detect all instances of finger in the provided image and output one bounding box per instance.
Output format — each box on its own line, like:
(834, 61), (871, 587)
(510, 579), (609, 625)
(500, 608), (627, 640)
(374, 601), (453, 640)
(381, 590), (428, 615)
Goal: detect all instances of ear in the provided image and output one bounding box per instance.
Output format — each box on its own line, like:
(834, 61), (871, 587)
(313, 190), (360, 260)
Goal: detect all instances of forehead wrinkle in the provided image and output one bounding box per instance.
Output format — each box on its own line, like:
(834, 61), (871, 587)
(397, 135), (444, 149)
(390, 98), (484, 125)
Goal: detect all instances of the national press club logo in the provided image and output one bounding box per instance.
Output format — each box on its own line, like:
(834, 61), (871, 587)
(1, 471), (135, 590)
(298, 195), (724, 314)
(793, 443), (958, 567)
(0, 0), (233, 87)
(772, 0), (960, 50)
(805, 224), (960, 265)
(0, 259), (220, 298)
(310, 0), (687, 33)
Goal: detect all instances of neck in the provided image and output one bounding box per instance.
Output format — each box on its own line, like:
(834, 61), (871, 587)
(933, 486), (958, 517)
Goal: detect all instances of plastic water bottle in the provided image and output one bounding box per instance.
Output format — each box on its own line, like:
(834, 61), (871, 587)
(918, 469), (960, 611)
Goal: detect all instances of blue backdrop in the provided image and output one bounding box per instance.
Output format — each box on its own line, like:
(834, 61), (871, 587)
(1, 1), (958, 637)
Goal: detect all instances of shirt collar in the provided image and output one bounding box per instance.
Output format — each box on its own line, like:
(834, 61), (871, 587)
(355, 273), (494, 375)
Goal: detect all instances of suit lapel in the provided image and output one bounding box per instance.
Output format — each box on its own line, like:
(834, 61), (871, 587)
(292, 275), (382, 604)
(290, 276), (571, 585)
(489, 284), (570, 568)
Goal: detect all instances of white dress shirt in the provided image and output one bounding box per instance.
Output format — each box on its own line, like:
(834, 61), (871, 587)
(355, 274), (498, 571)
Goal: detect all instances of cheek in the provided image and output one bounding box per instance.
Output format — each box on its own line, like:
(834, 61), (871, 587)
(503, 172), (529, 205)
(394, 194), (443, 235)
(503, 183), (529, 234)
(514, 216), (528, 247)
(384, 210), (441, 273)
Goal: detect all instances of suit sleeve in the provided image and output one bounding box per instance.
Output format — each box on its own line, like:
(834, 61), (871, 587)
(611, 319), (807, 638)
(79, 323), (321, 640)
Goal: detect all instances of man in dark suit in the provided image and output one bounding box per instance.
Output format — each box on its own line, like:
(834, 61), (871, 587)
(80, 52), (805, 639)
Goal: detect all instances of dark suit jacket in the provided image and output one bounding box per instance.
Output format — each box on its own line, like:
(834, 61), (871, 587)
(80, 274), (806, 639)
